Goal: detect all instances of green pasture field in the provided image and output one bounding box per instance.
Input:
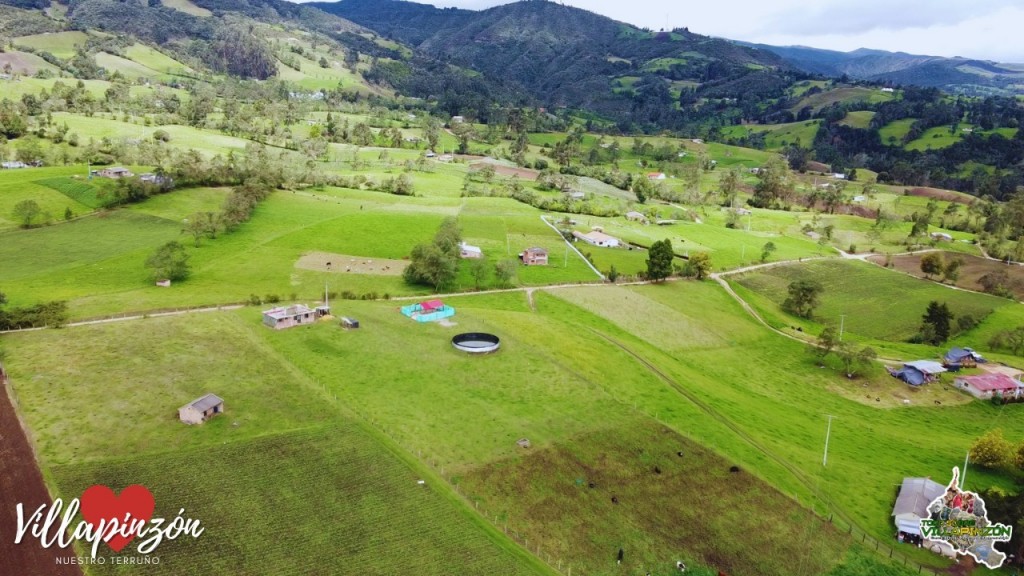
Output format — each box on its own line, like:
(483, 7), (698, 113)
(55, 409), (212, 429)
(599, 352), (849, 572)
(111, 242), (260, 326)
(160, 0), (212, 17)
(51, 113), (252, 156)
(3, 313), (547, 575)
(51, 426), (545, 576)
(0, 166), (96, 230)
(0, 78), (190, 101)
(790, 86), (895, 113)
(879, 119), (916, 145)
(839, 111), (875, 129)
(732, 259), (1013, 342)
(905, 126), (969, 152)
(537, 284), (1024, 545)
(0, 50), (60, 75)
(720, 120), (821, 149)
(13, 31), (89, 58)
(789, 80), (831, 97)
(123, 44), (193, 73)
(34, 176), (107, 208)
(0, 185), (597, 318)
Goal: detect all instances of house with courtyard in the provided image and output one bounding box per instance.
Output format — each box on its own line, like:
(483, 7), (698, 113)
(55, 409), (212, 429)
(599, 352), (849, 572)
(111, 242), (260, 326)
(178, 393), (224, 425)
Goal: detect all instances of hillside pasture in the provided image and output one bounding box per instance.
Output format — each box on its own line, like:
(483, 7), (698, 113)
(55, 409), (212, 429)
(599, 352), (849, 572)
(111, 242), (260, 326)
(0, 166), (95, 230)
(867, 251), (1024, 301)
(721, 120), (821, 149)
(732, 259), (1011, 342)
(50, 426), (545, 576)
(13, 31), (89, 58)
(296, 251), (409, 275)
(790, 86), (893, 113)
(0, 50), (59, 75)
(879, 119), (916, 145)
(839, 111), (875, 129)
(160, 0), (211, 17)
(34, 176), (107, 209)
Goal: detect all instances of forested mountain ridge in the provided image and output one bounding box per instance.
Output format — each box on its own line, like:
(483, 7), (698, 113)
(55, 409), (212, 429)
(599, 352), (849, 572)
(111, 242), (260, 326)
(311, 0), (799, 129)
(738, 42), (1024, 97)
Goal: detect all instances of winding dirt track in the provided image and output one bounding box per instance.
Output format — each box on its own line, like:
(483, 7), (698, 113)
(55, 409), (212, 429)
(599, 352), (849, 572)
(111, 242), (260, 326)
(0, 378), (82, 576)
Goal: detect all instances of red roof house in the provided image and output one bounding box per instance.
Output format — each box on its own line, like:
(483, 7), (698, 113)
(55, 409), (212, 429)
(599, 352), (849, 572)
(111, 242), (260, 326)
(954, 373), (1023, 400)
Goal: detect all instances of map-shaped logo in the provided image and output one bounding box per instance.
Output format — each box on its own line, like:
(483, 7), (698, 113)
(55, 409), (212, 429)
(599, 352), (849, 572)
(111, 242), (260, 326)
(920, 467), (1012, 569)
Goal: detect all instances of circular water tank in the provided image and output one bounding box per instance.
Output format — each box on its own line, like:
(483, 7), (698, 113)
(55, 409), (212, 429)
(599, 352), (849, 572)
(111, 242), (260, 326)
(451, 332), (500, 354)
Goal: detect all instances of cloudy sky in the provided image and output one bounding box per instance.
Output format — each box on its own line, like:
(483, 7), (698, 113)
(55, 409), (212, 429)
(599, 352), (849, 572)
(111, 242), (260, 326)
(331, 0), (1024, 62)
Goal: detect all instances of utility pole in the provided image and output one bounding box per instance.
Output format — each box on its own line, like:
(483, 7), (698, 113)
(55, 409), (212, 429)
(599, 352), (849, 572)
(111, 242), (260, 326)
(961, 452), (969, 490)
(839, 314), (846, 341)
(823, 415), (836, 467)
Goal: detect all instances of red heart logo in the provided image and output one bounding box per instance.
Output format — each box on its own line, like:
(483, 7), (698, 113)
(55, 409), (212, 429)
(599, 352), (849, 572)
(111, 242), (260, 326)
(79, 485), (155, 553)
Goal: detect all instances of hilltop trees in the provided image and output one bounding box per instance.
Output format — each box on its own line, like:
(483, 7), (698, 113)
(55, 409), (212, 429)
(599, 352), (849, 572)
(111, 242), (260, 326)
(12, 199), (43, 228)
(783, 279), (824, 319)
(404, 217), (462, 290)
(970, 429), (1013, 469)
(750, 157), (793, 209)
(146, 241), (190, 282)
(918, 300), (953, 345)
(646, 239), (674, 282)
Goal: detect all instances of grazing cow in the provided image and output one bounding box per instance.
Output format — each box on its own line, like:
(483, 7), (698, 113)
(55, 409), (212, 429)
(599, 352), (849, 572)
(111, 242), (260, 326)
(611, 495), (618, 504)
(676, 560), (687, 572)
(616, 548), (623, 564)
(654, 466), (661, 474)
(729, 465), (740, 473)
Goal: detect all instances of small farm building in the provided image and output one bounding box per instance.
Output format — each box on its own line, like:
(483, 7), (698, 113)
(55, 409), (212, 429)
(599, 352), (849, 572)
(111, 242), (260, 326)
(262, 304), (316, 330)
(573, 230), (620, 248)
(893, 477), (945, 536)
(625, 211), (648, 223)
(459, 242), (483, 259)
(954, 373), (1023, 400)
(520, 247), (548, 266)
(401, 300), (456, 323)
(95, 167), (133, 179)
(647, 172), (666, 181)
(179, 394), (224, 425)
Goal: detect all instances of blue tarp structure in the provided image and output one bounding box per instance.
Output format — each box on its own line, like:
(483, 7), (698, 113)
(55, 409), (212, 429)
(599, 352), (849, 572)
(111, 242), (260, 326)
(944, 347), (986, 365)
(892, 366), (927, 386)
